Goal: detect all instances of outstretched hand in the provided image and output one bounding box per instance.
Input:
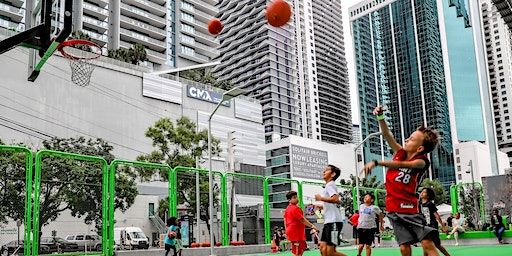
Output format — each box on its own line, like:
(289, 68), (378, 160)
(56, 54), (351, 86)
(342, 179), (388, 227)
(373, 105), (384, 116)
(362, 161), (377, 176)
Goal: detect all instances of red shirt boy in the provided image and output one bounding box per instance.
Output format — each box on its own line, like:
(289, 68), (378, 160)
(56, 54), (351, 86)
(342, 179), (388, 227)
(284, 191), (319, 256)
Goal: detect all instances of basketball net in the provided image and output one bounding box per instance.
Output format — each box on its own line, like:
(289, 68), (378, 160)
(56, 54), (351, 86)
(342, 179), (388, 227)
(58, 39), (101, 87)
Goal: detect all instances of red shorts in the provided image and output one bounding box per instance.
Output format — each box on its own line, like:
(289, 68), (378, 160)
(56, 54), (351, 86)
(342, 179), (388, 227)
(290, 240), (307, 255)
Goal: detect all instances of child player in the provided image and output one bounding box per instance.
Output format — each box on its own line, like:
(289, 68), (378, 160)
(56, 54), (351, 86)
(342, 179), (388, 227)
(362, 106), (440, 256)
(284, 191), (320, 256)
(315, 165), (347, 256)
(357, 193), (384, 256)
(420, 187), (451, 256)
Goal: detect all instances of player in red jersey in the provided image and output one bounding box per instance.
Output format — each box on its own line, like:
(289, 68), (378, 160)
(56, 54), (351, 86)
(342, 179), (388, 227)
(362, 106), (440, 256)
(284, 191), (320, 256)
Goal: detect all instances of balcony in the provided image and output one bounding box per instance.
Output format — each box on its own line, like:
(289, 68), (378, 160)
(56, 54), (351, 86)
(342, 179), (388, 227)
(120, 2), (166, 27)
(178, 48), (209, 63)
(83, 2), (109, 20)
(0, 2), (24, 22)
(193, 30), (219, 46)
(85, 0), (109, 8)
(193, 42), (219, 58)
(9, 0), (24, 8)
(0, 17), (23, 31)
(122, 0), (166, 16)
(120, 27), (166, 51)
(82, 16), (108, 33)
(187, 0), (217, 15)
(120, 15), (166, 39)
(83, 29), (108, 46)
(193, 8), (214, 23)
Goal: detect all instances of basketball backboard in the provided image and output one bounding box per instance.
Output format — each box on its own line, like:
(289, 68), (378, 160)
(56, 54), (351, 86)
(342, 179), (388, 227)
(0, 0), (73, 81)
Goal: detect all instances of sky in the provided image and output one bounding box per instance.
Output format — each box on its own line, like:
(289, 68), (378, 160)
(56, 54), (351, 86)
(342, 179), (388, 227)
(341, 0), (362, 125)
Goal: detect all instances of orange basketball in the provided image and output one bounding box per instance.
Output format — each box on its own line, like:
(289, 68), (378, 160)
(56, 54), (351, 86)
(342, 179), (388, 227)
(208, 19), (223, 35)
(266, 0), (292, 27)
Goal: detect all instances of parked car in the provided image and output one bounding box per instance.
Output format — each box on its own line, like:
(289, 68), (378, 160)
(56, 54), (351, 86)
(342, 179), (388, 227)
(65, 234), (102, 251)
(40, 237), (79, 253)
(113, 227), (149, 250)
(0, 240), (51, 255)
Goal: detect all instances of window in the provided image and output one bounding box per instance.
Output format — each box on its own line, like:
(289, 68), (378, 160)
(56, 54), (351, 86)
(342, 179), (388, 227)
(181, 45), (195, 55)
(181, 24), (194, 33)
(76, 235), (84, 240)
(458, 174), (462, 180)
(149, 203), (155, 217)
(181, 34), (194, 45)
(181, 12), (194, 22)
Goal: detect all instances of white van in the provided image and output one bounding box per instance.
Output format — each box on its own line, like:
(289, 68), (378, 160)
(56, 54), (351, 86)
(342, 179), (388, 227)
(113, 227), (149, 250)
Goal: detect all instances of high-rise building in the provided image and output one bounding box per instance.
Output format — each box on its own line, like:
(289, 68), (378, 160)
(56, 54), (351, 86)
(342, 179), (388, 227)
(492, 0), (512, 30)
(213, 0), (299, 144)
(482, 0), (512, 166)
(214, 0), (351, 144)
(349, 0), (497, 186)
(0, 0), (219, 69)
(294, 0), (351, 144)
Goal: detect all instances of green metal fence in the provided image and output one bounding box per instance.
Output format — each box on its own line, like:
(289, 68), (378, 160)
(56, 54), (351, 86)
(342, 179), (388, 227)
(33, 150), (108, 256)
(4, 145), (453, 254)
(0, 145), (33, 256)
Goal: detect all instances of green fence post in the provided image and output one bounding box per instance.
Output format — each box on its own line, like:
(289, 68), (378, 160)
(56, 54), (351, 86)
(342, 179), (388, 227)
(169, 167), (177, 217)
(352, 187), (358, 211)
(109, 160), (170, 256)
(221, 174), (228, 246)
(297, 181), (304, 210)
(0, 146), (33, 256)
(450, 184), (458, 214)
(263, 178), (271, 244)
(33, 150), (108, 256)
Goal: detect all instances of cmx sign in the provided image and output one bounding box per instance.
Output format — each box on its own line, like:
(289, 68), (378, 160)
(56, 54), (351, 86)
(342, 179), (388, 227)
(187, 85), (231, 107)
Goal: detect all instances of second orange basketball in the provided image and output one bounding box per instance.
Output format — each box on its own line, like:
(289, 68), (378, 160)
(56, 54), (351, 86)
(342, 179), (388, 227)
(266, 0), (292, 27)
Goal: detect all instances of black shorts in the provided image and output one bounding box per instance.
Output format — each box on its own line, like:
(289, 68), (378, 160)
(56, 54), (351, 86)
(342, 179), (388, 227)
(352, 226), (358, 238)
(357, 228), (376, 245)
(387, 212), (438, 245)
(321, 223), (337, 247)
(165, 244), (177, 256)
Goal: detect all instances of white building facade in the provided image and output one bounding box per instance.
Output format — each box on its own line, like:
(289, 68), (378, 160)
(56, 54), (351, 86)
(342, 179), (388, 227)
(454, 141), (510, 184)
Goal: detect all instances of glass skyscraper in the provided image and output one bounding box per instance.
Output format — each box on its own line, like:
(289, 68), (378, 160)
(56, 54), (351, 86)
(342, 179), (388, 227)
(349, 0), (492, 186)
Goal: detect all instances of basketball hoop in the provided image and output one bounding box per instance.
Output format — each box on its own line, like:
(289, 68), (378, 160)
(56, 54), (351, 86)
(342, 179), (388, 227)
(58, 39), (102, 87)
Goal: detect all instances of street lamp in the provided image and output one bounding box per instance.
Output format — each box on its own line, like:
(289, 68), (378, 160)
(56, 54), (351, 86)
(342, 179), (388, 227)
(354, 132), (382, 209)
(207, 86), (246, 256)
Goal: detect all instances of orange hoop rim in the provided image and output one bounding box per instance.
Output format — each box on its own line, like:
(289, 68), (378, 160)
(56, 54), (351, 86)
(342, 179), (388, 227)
(58, 39), (102, 60)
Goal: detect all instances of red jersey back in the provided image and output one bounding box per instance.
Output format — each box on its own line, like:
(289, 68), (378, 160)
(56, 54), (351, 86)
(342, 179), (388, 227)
(385, 148), (430, 214)
(284, 204), (306, 241)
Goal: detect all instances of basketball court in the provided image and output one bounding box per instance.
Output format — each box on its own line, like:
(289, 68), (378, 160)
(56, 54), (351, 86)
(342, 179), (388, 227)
(252, 245), (512, 256)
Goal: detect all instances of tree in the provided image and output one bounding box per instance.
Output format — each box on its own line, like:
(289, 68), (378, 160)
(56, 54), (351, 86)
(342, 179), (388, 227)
(338, 175), (384, 214)
(420, 178), (447, 205)
(458, 184), (482, 230)
(180, 69), (234, 90)
(0, 137), (138, 234)
(137, 117), (221, 240)
(128, 43), (148, 65)
(108, 43), (148, 65)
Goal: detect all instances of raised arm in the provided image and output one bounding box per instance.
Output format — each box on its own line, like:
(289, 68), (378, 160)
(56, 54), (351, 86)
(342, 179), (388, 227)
(374, 106), (401, 153)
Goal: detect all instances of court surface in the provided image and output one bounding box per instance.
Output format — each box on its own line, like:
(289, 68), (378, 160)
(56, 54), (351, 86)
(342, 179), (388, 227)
(252, 244), (512, 256)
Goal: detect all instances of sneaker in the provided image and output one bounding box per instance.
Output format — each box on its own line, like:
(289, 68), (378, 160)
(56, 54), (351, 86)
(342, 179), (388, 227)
(455, 243), (459, 246)
(446, 235), (451, 239)
(377, 244), (381, 247)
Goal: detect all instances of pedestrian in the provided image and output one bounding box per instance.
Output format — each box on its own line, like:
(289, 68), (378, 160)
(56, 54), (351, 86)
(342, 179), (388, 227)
(164, 217), (178, 256)
(447, 213), (464, 246)
(490, 209), (506, 244)
(420, 187), (450, 256)
(349, 211), (360, 247)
